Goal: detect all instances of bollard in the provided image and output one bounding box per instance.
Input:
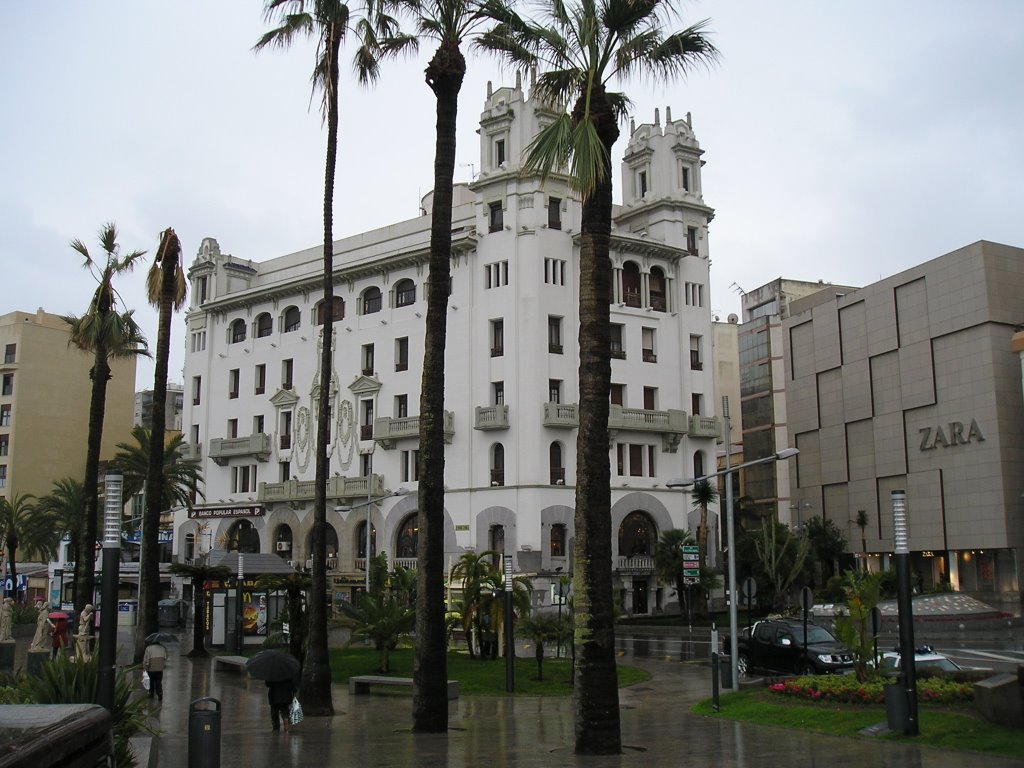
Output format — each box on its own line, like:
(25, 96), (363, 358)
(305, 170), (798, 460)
(188, 697), (221, 768)
(711, 651), (720, 712)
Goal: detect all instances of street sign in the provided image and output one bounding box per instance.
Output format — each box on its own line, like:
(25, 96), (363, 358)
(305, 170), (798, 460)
(683, 568), (700, 578)
(683, 576), (700, 585)
(800, 586), (814, 613)
(681, 545), (699, 555)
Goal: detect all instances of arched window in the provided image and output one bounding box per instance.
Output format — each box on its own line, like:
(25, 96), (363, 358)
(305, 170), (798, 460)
(394, 278), (416, 308)
(226, 519), (259, 553)
(362, 286), (382, 315)
(396, 513), (418, 559)
(622, 261), (641, 307)
(356, 520), (376, 559)
(491, 443), (504, 486)
(693, 450), (705, 478)
(550, 523), (566, 557)
(549, 442), (565, 485)
(185, 532), (196, 561)
(317, 297), (345, 325)
(649, 267), (667, 311)
(618, 511), (655, 557)
(282, 306), (301, 333)
(229, 318), (247, 344)
(255, 312), (273, 338)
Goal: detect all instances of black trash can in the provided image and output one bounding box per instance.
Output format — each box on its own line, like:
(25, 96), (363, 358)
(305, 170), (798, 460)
(188, 697), (221, 768)
(720, 654), (733, 689)
(884, 682), (908, 732)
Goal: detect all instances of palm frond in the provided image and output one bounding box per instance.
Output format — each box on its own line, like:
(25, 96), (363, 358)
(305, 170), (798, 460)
(521, 112), (575, 185)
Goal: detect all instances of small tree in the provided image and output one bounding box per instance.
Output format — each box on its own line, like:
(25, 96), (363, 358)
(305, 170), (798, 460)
(256, 572), (311, 666)
(854, 510), (869, 572)
(338, 594), (415, 673)
(754, 522), (809, 611)
(832, 570), (882, 682)
(654, 528), (696, 617)
(804, 515), (847, 582)
(168, 561), (232, 657)
(517, 614), (560, 680)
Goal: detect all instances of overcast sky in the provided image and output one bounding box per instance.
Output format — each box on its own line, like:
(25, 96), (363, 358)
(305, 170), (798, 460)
(2, 1), (1022, 387)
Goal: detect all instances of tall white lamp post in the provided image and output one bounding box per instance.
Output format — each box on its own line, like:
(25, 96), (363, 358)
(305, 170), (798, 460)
(96, 472), (123, 711)
(668, 444), (799, 693)
(892, 489), (919, 735)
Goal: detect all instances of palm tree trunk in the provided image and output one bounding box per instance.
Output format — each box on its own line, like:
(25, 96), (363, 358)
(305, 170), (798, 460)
(301, 28), (341, 718)
(571, 87), (621, 755)
(414, 40), (464, 734)
(77, 342), (111, 617)
(135, 232), (179, 661)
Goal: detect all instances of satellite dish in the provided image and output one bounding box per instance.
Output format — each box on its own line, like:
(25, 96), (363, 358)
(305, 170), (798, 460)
(727, 313), (739, 324)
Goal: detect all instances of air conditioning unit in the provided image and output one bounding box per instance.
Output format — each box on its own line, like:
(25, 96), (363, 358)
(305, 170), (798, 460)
(276, 541), (290, 552)
(305, 559), (313, 570)
(286, 560), (295, 568)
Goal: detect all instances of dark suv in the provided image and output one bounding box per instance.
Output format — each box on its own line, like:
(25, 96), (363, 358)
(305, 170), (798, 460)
(736, 619), (855, 676)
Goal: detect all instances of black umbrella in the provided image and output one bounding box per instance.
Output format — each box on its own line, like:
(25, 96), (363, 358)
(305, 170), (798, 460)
(245, 650), (301, 681)
(145, 632), (178, 644)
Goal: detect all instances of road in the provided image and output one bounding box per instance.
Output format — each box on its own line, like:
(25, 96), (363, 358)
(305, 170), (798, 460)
(615, 627), (1024, 674)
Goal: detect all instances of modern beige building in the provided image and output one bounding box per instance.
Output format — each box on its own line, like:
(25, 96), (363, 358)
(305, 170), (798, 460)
(783, 241), (1024, 614)
(0, 309), (137, 502)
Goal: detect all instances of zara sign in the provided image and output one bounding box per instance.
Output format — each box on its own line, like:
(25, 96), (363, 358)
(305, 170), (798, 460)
(919, 419), (985, 451)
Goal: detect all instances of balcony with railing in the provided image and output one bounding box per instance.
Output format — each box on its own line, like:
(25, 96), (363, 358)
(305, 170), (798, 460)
(373, 411), (454, 448)
(258, 473), (385, 504)
(543, 402), (578, 429)
(474, 404), (510, 431)
(179, 443), (202, 462)
(608, 405), (689, 452)
(208, 433), (272, 466)
(616, 555), (656, 575)
(688, 414), (722, 439)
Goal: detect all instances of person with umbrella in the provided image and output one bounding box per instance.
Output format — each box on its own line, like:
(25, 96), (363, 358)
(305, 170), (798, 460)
(143, 636), (169, 702)
(246, 650), (300, 732)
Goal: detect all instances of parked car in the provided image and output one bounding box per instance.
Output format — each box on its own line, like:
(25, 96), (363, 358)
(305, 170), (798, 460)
(879, 646), (962, 675)
(733, 619), (855, 676)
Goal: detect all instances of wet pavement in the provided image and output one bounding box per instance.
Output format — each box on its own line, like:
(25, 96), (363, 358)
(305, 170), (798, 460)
(145, 643), (1022, 768)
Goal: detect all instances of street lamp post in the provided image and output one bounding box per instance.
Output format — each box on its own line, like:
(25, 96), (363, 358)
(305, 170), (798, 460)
(235, 552), (245, 655)
(892, 489), (919, 735)
(96, 473), (123, 711)
(668, 440), (799, 693)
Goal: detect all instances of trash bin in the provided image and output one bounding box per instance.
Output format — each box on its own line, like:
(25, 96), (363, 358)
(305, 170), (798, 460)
(884, 682), (908, 732)
(188, 697), (221, 768)
(720, 654), (733, 689)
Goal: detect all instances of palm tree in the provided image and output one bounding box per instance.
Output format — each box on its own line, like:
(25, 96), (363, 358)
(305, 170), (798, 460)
(397, 0), (506, 732)
(108, 428), (204, 512)
(256, 572), (312, 666)
(690, 479), (718, 571)
(338, 593), (416, 673)
(63, 222), (148, 616)
(168, 561), (233, 657)
(37, 478), (88, 606)
(480, 2), (717, 752)
(450, 550), (499, 657)
(134, 227), (187, 661)
(0, 494), (52, 593)
(654, 528), (696, 618)
(255, 0), (412, 716)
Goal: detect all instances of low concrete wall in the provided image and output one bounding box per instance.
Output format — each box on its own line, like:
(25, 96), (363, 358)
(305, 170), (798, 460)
(974, 671), (1023, 729)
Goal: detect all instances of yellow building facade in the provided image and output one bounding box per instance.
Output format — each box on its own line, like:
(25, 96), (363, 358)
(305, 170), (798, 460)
(0, 309), (136, 502)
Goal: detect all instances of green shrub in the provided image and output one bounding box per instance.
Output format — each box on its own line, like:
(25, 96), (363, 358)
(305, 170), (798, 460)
(877, 570), (898, 599)
(818, 575), (847, 602)
(12, 602), (41, 624)
(16, 653), (151, 767)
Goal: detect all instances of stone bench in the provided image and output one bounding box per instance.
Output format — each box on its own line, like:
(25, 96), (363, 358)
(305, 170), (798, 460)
(213, 655), (249, 672)
(348, 675), (459, 700)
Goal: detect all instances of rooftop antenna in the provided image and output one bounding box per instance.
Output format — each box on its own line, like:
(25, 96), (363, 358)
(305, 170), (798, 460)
(459, 163), (477, 181)
(729, 282), (746, 295)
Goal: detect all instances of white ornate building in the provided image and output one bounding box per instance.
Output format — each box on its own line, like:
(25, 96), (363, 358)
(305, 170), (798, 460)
(174, 82), (721, 616)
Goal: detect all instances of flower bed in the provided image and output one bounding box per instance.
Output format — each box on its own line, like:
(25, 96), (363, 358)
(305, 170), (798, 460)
(768, 675), (973, 705)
